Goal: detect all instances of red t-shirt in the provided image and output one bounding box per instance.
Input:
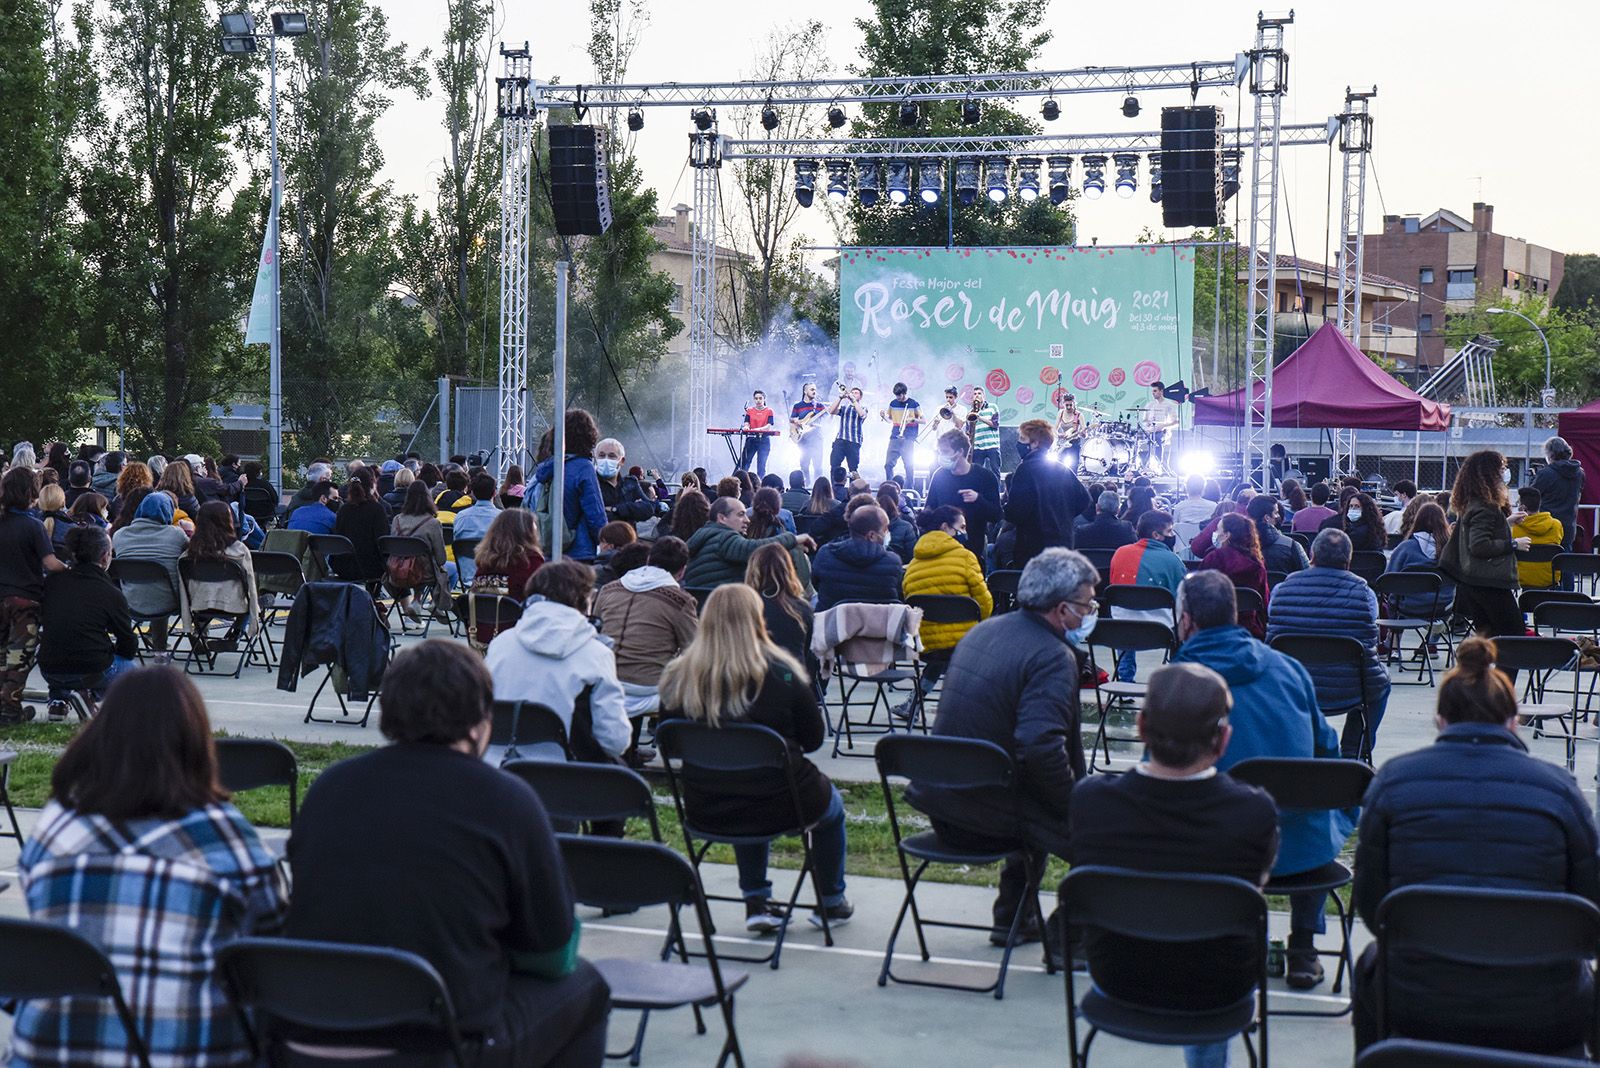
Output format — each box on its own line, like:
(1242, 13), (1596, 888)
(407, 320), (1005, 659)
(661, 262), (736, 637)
(744, 406), (774, 429)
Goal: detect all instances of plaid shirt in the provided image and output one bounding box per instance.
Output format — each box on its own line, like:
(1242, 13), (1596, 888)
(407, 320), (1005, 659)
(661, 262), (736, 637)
(14, 801), (288, 1067)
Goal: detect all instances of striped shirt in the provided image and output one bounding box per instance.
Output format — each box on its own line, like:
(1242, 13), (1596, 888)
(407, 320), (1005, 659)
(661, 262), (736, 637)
(835, 400), (865, 444)
(971, 403), (1000, 450)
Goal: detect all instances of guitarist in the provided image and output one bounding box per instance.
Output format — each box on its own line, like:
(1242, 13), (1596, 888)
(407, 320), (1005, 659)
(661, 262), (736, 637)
(788, 381), (828, 481)
(1054, 393), (1086, 469)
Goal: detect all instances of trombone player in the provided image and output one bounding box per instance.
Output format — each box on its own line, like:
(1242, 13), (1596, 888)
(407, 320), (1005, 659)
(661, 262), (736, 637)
(880, 382), (922, 485)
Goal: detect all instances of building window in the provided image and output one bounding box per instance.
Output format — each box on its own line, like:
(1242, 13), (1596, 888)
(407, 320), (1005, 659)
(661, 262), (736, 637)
(1403, 217), (1420, 234)
(1447, 269), (1475, 284)
(670, 284), (684, 312)
(1418, 314), (1433, 333)
(1419, 267), (1434, 284)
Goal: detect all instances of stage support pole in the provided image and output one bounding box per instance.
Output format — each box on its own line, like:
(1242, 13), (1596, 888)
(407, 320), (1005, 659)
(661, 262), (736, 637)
(438, 377), (449, 462)
(552, 261), (568, 562)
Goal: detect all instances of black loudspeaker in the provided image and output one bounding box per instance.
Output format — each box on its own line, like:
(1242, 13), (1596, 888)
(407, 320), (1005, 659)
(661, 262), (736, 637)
(1159, 106), (1223, 228)
(548, 124), (613, 237)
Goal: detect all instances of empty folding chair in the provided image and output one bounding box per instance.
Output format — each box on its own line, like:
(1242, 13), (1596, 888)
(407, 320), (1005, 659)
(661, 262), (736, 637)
(904, 594), (982, 722)
(490, 699), (571, 764)
(1371, 572), (1448, 686)
(1493, 636), (1583, 770)
(215, 738), (300, 824)
(503, 760), (660, 840)
(1553, 552), (1600, 597)
(250, 549), (305, 660)
(559, 836), (748, 1067)
(216, 938), (469, 1067)
(1357, 1038), (1594, 1067)
(1228, 756), (1374, 1016)
(874, 735), (1051, 999)
(1060, 866), (1269, 1068)
(0, 916), (152, 1068)
(986, 569), (1023, 614)
(1269, 635), (1373, 761)
(1082, 618), (1175, 771)
(307, 534), (361, 584)
(1266, 570), (1288, 588)
(1234, 586), (1264, 621)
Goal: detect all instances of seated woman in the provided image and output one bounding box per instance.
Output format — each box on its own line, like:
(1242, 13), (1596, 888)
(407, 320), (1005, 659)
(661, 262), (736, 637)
(110, 491), (189, 651)
(659, 584), (851, 933)
(331, 477), (389, 583)
(286, 640), (610, 1067)
(182, 500), (260, 650)
(13, 666), (286, 1064)
(1385, 501), (1457, 621)
(38, 525), (138, 720)
(69, 490), (110, 530)
(388, 480), (451, 621)
(38, 483), (73, 558)
(155, 457), (201, 519)
(468, 508), (545, 645)
(1195, 512), (1270, 637)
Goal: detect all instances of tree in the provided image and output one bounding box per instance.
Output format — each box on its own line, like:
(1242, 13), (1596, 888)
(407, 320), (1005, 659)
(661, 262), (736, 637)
(76, 0), (265, 455)
(1444, 293), (1600, 406)
(847, 0), (1072, 248)
(0, 0), (96, 447)
(1554, 252), (1600, 320)
(1139, 226), (1249, 390)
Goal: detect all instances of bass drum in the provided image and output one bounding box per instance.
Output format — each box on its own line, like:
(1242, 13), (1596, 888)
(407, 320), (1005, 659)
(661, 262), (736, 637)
(1080, 435), (1133, 476)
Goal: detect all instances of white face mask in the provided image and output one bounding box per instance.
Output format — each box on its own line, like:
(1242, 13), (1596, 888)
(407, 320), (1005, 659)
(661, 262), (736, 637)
(1347, 509), (1362, 522)
(595, 458), (621, 478)
(1212, 530), (1224, 548)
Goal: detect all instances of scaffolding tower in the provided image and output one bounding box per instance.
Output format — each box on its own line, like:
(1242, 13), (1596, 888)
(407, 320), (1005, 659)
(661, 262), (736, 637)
(496, 45), (533, 475)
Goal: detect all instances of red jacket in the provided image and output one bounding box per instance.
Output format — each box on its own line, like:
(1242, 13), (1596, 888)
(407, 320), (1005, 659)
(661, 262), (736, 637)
(1196, 544), (1271, 637)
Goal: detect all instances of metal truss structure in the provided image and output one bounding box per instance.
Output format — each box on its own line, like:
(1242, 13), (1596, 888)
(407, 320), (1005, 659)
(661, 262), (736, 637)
(1330, 87), (1375, 477)
(717, 124), (1336, 161)
(496, 45), (534, 475)
(687, 133), (721, 467)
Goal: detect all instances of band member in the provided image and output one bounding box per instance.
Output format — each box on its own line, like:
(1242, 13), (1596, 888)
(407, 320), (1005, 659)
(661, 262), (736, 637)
(1054, 393), (1086, 469)
(929, 386), (961, 436)
(881, 382), (922, 485)
(966, 385), (1001, 476)
(789, 382), (828, 481)
(828, 385), (868, 477)
(739, 390), (775, 478)
(1141, 381), (1181, 468)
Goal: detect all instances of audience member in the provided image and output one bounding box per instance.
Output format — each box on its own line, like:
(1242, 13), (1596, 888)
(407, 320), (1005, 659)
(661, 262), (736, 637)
(782, 470), (813, 515)
(1385, 501), (1456, 621)
(389, 480), (452, 619)
(449, 472), (502, 585)
(331, 478), (389, 582)
(69, 491), (109, 531)
(37, 525), (135, 719)
(901, 504), (993, 697)
(595, 535), (698, 726)
(1070, 662), (1279, 1068)
(182, 501), (260, 649)
(1511, 486), (1562, 588)
(284, 461), (334, 518)
(594, 438), (654, 526)
(1290, 481), (1336, 533)
(91, 450), (123, 497)
(590, 520), (640, 586)
(109, 459), (152, 519)
(924, 430), (1003, 573)
(188, 454), (238, 505)
(465, 508), (545, 644)
(1170, 475), (1215, 559)
(240, 460), (277, 506)
(1195, 513), (1269, 637)
(812, 505), (904, 612)
(156, 459), (201, 517)
(1352, 637), (1600, 1055)
(1108, 509), (1186, 681)
(745, 541), (820, 685)
(668, 487), (710, 543)
(1319, 491), (1385, 552)
(285, 480), (339, 535)
(1074, 490), (1137, 552)
(43, 441), (70, 483)
(287, 640), (609, 1064)
(1440, 450), (1528, 658)
(110, 491), (188, 654)
(659, 584), (851, 931)
(1532, 435), (1584, 551)
(38, 482), (73, 557)
(1280, 478), (1308, 525)
(62, 460), (93, 510)
(15, 667), (286, 1063)
(877, 482), (916, 563)
(1172, 570), (1353, 991)
(1120, 485), (1158, 532)
(1248, 494), (1308, 574)
(1004, 419), (1091, 566)
(383, 465), (415, 511)
(684, 496), (809, 590)
(1383, 479), (1417, 536)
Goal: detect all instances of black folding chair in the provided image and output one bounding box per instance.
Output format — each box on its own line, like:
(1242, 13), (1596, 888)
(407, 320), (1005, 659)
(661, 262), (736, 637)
(655, 720), (837, 969)
(109, 557), (186, 660)
(0, 750), (22, 847)
(1350, 550), (1388, 585)
(1269, 635), (1373, 761)
(1102, 584), (1176, 620)
(1554, 552), (1600, 597)
(1082, 619), (1175, 771)
(215, 738), (300, 824)
(1266, 570), (1288, 588)
(180, 557), (271, 678)
(1234, 586), (1264, 620)
(241, 484), (279, 527)
(560, 836), (748, 1068)
(1290, 531), (1313, 553)
(307, 533), (361, 583)
(1517, 544), (1566, 590)
(216, 937), (469, 1067)
(874, 735), (1050, 999)
(1519, 589), (1592, 616)
(1060, 866), (1269, 1068)
(378, 534), (441, 637)
(250, 550), (305, 658)
(1228, 757), (1374, 1017)
(1373, 886), (1600, 1051)
(456, 592), (525, 654)
(1371, 572), (1448, 686)
(287, 582), (392, 729)
(503, 760), (660, 840)
(1358, 1038), (1596, 1067)
(1493, 636), (1583, 770)
(490, 699), (572, 763)
(905, 594), (981, 723)
(987, 569), (1023, 614)
(0, 917), (152, 1067)
(448, 536), (481, 592)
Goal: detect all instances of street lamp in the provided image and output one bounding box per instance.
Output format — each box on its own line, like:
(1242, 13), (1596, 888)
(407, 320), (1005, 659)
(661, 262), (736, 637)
(220, 10), (308, 492)
(1487, 307), (1554, 407)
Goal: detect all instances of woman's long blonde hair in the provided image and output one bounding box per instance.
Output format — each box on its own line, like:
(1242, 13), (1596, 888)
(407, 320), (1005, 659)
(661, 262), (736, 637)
(659, 584), (804, 727)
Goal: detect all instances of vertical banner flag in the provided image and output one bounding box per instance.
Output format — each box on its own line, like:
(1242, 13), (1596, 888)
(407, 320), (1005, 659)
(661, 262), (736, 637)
(243, 199), (276, 346)
(838, 246), (1195, 425)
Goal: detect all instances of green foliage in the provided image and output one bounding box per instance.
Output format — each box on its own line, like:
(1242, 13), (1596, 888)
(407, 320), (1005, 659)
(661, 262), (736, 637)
(1444, 293), (1600, 406)
(1554, 253), (1600, 320)
(1139, 227), (1249, 389)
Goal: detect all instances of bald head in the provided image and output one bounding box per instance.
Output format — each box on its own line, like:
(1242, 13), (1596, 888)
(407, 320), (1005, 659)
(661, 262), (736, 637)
(849, 505), (888, 540)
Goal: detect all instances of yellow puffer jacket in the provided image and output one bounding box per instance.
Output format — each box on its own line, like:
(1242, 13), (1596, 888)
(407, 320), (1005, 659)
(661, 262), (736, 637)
(1512, 511), (1563, 588)
(902, 530), (994, 651)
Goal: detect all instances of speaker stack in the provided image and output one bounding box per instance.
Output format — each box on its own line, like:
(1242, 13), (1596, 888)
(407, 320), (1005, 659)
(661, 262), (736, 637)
(1158, 106), (1223, 228)
(548, 124), (614, 237)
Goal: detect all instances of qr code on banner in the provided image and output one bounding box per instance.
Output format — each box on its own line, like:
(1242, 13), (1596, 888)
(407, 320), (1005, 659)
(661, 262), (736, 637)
(1048, 343), (1064, 360)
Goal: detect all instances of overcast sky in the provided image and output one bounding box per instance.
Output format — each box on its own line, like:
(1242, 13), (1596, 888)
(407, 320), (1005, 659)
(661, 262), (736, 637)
(371, 0), (1600, 267)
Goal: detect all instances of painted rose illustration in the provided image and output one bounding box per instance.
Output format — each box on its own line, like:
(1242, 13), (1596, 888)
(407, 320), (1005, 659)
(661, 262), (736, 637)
(1108, 367), (1126, 387)
(985, 369), (1011, 396)
(1016, 386), (1035, 406)
(1133, 361), (1162, 387)
(899, 365), (926, 390)
(1039, 366), (1061, 385)
(1071, 365), (1100, 391)
(945, 363), (965, 383)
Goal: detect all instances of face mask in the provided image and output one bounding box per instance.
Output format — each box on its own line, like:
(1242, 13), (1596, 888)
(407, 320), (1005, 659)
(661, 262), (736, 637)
(950, 530), (968, 546)
(1347, 509), (1362, 522)
(1502, 467), (1512, 484)
(937, 455), (957, 470)
(1016, 442), (1032, 461)
(1066, 610), (1097, 646)
(1212, 530), (1224, 548)
(1160, 534), (1177, 549)
(595, 459), (621, 478)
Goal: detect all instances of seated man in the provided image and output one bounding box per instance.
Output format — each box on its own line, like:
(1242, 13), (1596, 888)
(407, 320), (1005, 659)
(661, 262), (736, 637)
(1071, 662), (1279, 1068)
(812, 505), (904, 612)
(1511, 486), (1563, 589)
(1173, 569), (1354, 992)
(781, 470), (812, 516)
(1353, 637), (1600, 1055)
(594, 535), (698, 729)
(1265, 528), (1392, 757)
(907, 548), (1095, 958)
(683, 496), (810, 590)
(449, 473), (501, 586)
(1072, 490), (1136, 552)
(1107, 508), (1186, 681)
(286, 639), (610, 1065)
(284, 480), (338, 535)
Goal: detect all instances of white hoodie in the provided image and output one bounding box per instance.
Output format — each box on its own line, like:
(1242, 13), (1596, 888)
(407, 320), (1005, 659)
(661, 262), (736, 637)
(484, 598), (632, 759)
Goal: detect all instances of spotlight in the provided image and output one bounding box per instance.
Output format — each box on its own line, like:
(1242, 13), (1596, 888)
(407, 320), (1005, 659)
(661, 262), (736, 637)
(825, 159), (851, 204)
(856, 159), (882, 207)
(917, 161), (942, 204)
(1041, 98), (1060, 121)
(1081, 154), (1107, 200)
(793, 159), (817, 208)
(1121, 94), (1140, 118)
(220, 10), (255, 35)
(1178, 450), (1216, 477)
(1148, 162), (1163, 204)
(626, 107), (644, 132)
(691, 107), (715, 131)
(954, 158), (980, 207)
(985, 158), (1009, 204)
(1113, 153), (1139, 199)
(761, 104), (779, 131)
(1047, 155), (1072, 205)
(898, 99), (918, 128)
(827, 105), (846, 129)
(961, 98), (981, 125)
(1016, 157), (1042, 203)
(1221, 148), (1242, 201)
(269, 11), (308, 35)
(886, 160), (911, 205)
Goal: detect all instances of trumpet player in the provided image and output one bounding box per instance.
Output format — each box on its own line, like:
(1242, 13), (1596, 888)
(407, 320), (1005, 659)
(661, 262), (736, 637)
(929, 386), (961, 436)
(880, 382), (922, 485)
(827, 383), (868, 478)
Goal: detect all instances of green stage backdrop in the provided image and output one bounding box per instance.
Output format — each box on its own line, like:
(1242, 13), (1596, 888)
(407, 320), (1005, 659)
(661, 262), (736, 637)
(838, 245), (1195, 424)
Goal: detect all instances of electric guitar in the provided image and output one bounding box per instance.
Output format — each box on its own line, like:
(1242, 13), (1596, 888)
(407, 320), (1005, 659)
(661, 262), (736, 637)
(790, 408), (826, 444)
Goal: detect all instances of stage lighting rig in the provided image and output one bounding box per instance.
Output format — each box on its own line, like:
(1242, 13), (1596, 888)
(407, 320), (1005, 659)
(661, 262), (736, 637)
(760, 104), (779, 131)
(1221, 148), (1242, 201)
(985, 159), (1009, 204)
(690, 107), (715, 131)
(886, 160), (911, 205)
(626, 107), (644, 131)
(1016, 157), (1042, 202)
(954, 158), (980, 207)
(1122, 94), (1141, 118)
(825, 159), (851, 204)
(1113, 153), (1139, 198)
(793, 159), (817, 207)
(1047, 156), (1072, 205)
(898, 99), (919, 128)
(918, 162), (943, 204)
(961, 98), (982, 125)
(827, 105), (846, 129)
(1148, 162), (1163, 203)
(1081, 155), (1107, 200)
(857, 159), (882, 206)
(1041, 98), (1060, 121)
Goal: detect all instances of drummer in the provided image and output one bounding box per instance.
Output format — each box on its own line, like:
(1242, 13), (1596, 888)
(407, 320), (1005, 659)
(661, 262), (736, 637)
(1141, 382), (1181, 469)
(1054, 393), (1086, 469)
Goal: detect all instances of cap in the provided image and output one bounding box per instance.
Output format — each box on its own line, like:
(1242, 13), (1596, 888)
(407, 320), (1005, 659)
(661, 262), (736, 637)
(183, 453), (205, 470)
(381, 460), (403, 474)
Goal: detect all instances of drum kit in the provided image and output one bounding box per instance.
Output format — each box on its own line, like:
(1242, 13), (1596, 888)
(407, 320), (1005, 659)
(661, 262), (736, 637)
(1060, 405), (1168, 479)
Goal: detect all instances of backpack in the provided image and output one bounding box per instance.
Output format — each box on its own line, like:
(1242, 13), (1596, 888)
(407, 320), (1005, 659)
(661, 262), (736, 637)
(532, 478), (578, 552)
(386, 552), (429, 590)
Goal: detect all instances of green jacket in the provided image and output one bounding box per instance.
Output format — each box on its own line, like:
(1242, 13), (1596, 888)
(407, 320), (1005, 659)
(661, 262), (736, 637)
(1441, 501), (1519, 590)
(683, 523), (799, 590)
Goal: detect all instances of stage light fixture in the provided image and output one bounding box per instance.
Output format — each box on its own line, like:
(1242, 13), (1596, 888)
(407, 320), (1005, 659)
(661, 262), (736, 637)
(220, 11), (255, 35)
(761, 104), (779, 131)
(220, 34), (256, 53)
(1113, 153), (1139, 199)
(886, 160), (911, 205)
(1221, 148), (1242, 201)
(1081, 155), (1107, 200)
(961, 98), (981, 125)
(954, 158), (980, 207)
(1121, 94), (1141, 118)
(1041, 98), (1060, 121)
(1178, 450), (1216, 477)
(1016, 157), (1042, 203)
(691, 107), (715, 131)
(270, 11), (309, 35)
(918, 161), (943, 204)
(1047, 156), (1072, 205)
(827, 105), (846, 129)
(793, 159), (817, 208)
(626, 107), (644, 132)
(825, 159), (851, 204)
(856, 159), (882, 207)
(898, 100), (918, 128)
(1148, 162), (1163, 204)
(985, 158), (1009, 204)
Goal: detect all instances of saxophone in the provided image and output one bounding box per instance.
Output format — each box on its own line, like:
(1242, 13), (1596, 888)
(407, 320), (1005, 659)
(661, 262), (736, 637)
(965, 396), (981, 445)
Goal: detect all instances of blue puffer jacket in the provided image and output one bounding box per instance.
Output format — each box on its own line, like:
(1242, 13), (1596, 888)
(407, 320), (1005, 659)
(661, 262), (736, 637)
(532, 456), (607, 562)
(1175, 624), (1354, 877)
(1266, 566), (1391, 714)
(812, 535), (905, 612)
(1384, 531), (1455, 618)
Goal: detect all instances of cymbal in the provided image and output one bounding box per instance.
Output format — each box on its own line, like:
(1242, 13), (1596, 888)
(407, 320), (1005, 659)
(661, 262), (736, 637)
(1077, 405), (1110, 416)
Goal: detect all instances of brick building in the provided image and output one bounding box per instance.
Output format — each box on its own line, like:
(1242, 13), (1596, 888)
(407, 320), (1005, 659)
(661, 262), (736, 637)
(1361, 202), (1566, 372)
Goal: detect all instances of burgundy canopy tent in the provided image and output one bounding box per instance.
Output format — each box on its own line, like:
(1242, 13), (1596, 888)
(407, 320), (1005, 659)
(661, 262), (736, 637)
(1558, 399), (1600, 508)
(1192, 321), (1452, 431)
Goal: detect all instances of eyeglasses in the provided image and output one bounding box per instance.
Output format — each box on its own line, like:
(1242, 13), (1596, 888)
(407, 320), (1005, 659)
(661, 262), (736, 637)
(1066, 597), (1097, 616)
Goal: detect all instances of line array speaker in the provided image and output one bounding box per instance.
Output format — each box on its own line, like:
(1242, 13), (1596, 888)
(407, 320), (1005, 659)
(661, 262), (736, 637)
(548, 124), (613, 237)
(1159, 106), (1223, 228)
